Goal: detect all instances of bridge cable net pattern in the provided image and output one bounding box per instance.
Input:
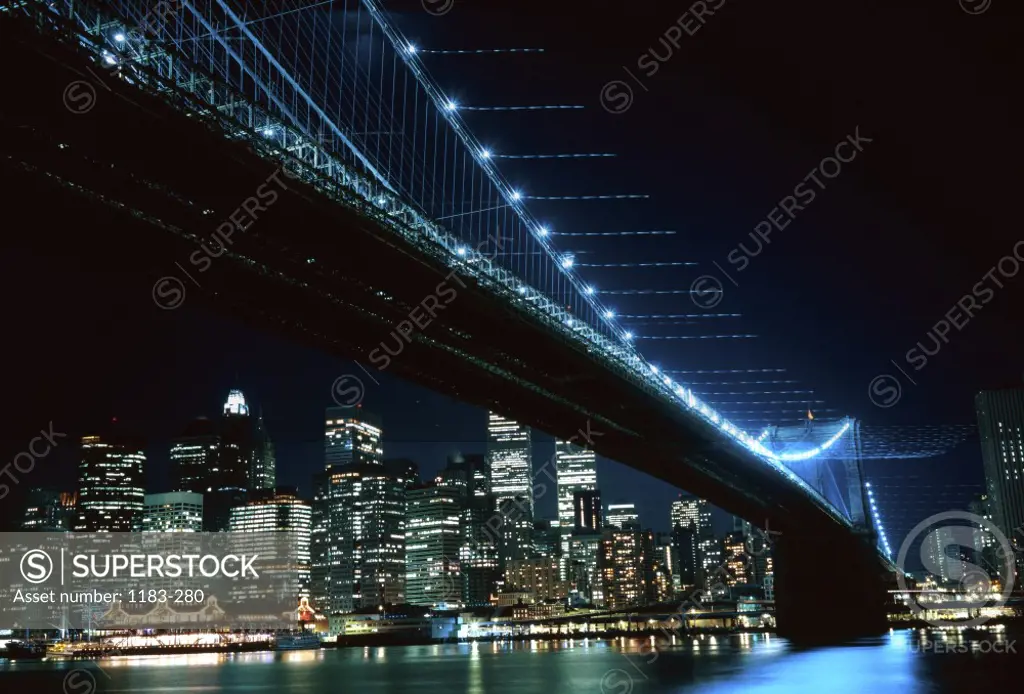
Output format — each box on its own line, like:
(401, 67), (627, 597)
(23, 0), (858, 528)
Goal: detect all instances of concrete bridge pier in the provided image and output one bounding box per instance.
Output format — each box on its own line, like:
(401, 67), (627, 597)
(772, 528), (890, 644)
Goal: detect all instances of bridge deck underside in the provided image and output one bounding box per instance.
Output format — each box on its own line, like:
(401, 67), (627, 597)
(1, 12), (855, 540)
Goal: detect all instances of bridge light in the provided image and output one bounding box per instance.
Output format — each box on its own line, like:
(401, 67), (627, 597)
(517, 286), (527, 295)
(103, 53), (117, 65)
(538, 226), (549, 236)
(561, 256), (574, 269)
(650, 366), (659, 374)
(624, 332), (633, 341)
(262, 127), (274, 137)
(511, 190), (522, 201)
(114, 33), (126, 42)
(604, 310), (615, 319)
(481, 149), (491, 159)
(445, 100), (458, 111)
(407, 44), (417, 54)
(584, 285), (594, 295)
(457, 247), (467, 256)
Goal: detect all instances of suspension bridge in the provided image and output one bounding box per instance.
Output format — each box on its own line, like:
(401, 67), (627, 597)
(0, 0), (953, 642)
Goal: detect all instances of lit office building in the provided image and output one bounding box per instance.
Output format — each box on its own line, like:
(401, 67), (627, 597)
(229, 487), (312, 599)
(137, 492), (203, 532)
(700, 537), (724, 592)
(171, 417), (220, 493)
(405, 473), (466, 607)
(22, 489), (76, 531)
(487, 412), (533, 517)
(723, 531), (749, 587)
(312, 465), (407, 612)
(504, 557), (567, 602)
(315, 465), (367, 613)
(357, 465), (408, 608)
(671, 494), (719, 588)
(606, 502), (639, 530)
(975, 388), (1024, 570)
(671, 494), (709, 532)
(556, 439), (597, 578)
(325, 407), (383, 468)
(74, 430), (145, 532)
(599, 528), (644, 609)
(311, 410), (402, 613)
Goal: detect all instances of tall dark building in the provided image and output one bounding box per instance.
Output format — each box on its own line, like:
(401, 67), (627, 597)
(218, 389), (253, 491)
(171, 417), (220, 493)
(444, 454), (499, 605)
(461, 493), (500, 606)
(250, 409), (276, 490)
(447, 452), (490, 496)
(74, 428), (145, 532)
(199, 390), (256, 531)
(573, 490), (602, 532)
(671, 522), (699, 586)
(976, 388), (1024, 554)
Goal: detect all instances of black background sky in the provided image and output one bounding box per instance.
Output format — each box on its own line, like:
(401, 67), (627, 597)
(1, 0), (1020, 537)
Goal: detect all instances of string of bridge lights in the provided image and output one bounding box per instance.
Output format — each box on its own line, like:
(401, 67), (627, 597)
(365, 2), (860, 477)
(100, 2), (863, 532)
(865, 483), (893, 557)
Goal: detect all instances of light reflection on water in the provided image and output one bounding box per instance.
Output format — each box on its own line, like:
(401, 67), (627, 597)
(0, 628), (1017, 693)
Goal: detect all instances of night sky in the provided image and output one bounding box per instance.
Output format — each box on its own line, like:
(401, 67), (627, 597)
(1, 0), (1019, 538)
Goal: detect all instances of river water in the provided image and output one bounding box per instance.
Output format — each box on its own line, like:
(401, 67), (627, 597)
(1, 629), (1018, 693)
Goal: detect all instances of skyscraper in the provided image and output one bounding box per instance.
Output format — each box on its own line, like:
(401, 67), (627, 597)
(723, 531), (750, 587)
(461, 493), (500, 606)
(137, 492), (203, 532)
(975, 388), (1024, 553)
(74, 429), (145, 532)
(555, 439), (597, 578)
(443, 454), (499, 605)
(325, 407), (383, 468)
(229, 487), (312, 600)
(487, 412), (534, 574)
(311, 410), (403, 613)
(599, 527), (644, 609)
(170, 417), (220, 494)
(405, 472), (466, 607)
(487, 412), (533, 517)
(606, 502), (639, 530)
(670, 494), (718, 588)
(218, 389), (253, 491)
(357, 465), (408, 608)
(249, 409), (276, 490)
